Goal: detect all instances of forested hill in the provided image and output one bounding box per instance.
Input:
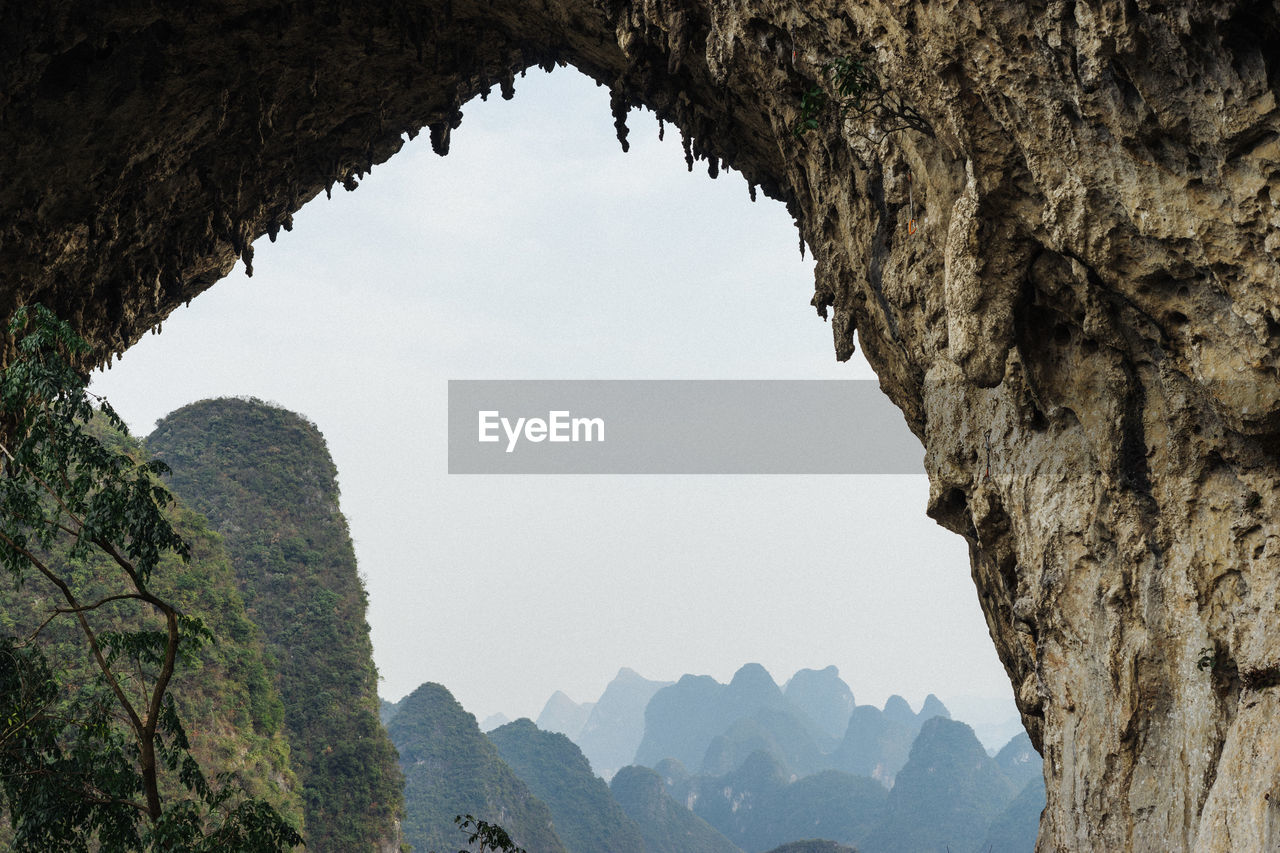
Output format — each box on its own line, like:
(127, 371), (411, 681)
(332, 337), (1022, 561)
(488, 718), (646, 853)
(0, 426), (303, 845)
(147, 397), (403, 852)
(388, 684), (569, 853)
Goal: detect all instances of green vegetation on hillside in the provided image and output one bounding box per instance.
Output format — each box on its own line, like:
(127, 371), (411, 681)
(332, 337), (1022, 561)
(488, 718), (645, 853)
(0, 307), (301, 850)
(386, 683), (567, 853)
(0, 497), (306, 850)
(147, 397), (403, 851)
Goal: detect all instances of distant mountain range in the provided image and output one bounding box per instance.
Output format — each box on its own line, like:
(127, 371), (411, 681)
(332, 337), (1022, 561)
(384, 683), (741, 853)
(633, 663), (952, 787)
(383, 663), (1045, 852)
(534, 667), (672, 780)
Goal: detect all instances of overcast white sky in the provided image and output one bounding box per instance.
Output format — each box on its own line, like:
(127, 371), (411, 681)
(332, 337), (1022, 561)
(91, 69), (1018, 741)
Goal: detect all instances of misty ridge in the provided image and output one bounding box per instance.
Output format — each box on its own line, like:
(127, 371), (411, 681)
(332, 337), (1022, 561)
(383, 662), (1045, 853)
(144, 397), (1042, 853)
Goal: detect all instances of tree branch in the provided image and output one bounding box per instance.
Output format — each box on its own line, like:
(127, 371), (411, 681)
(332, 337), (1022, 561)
(0, 529), (146, 745)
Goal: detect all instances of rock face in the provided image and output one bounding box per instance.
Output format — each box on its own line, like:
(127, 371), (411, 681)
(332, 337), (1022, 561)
(2, 1), (1278, 849)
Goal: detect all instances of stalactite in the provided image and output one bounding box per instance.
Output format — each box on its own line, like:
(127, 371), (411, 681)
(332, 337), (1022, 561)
(429, 106), (463, 156)
(610, 87), (631, 153)
(429, 121), (450, 155)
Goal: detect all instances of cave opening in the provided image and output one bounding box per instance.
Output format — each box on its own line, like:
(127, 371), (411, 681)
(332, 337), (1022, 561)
(88, 66), (1015, 739)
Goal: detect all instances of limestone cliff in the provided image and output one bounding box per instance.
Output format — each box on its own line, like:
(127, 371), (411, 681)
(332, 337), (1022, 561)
(147, 399), (405, 852)
(2, 1), (1278, 849)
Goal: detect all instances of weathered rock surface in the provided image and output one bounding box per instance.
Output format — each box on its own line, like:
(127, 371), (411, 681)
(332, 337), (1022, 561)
(2, 1), (1278, 849)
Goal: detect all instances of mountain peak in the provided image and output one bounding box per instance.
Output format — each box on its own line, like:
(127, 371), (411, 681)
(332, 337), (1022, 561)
(728, 663), (781, 699)
(920, 693), (951, 722)
(782, 666), (855, 741)
(882, 694), (915, 725)
(536, 691), (594, 740)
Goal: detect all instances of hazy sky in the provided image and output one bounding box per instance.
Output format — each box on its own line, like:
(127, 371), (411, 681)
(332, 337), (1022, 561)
(91, 69), (1016, 736)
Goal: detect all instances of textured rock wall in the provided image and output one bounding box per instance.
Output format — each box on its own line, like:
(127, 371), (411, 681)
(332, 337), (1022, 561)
(3, 1), (1278, 849)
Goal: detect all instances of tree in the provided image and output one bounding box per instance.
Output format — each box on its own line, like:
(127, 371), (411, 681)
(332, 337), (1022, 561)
(793, 46), (933, 142)
(0, 304), (303, 851)
(449, 814), (528, 853)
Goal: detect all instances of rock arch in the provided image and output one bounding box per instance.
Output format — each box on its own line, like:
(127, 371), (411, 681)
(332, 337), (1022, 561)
(3, 1), (1279, 849)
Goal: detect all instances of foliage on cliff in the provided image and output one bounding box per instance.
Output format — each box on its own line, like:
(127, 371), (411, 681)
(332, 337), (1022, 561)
(146, 397), (403, 851)
(385, 683), (567, 853)
(0, 498), (305, 848)
(488, 718), (645, 853)
(0, 308), (301, 849)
